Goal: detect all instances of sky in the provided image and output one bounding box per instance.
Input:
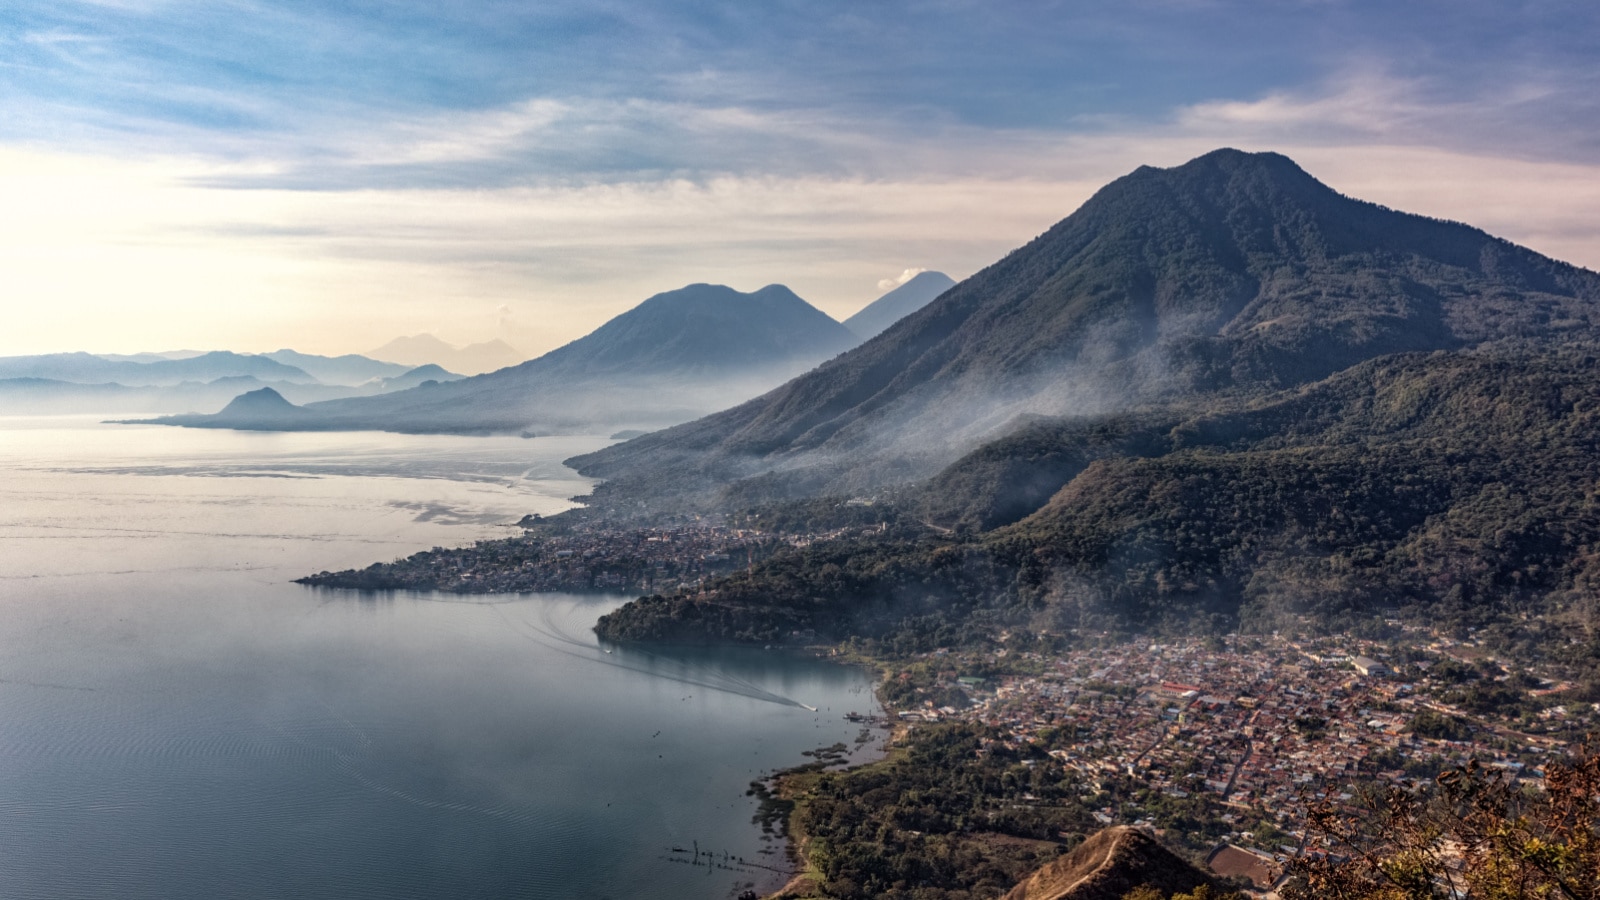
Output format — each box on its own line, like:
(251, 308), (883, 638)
(3, 0), (1599, 359)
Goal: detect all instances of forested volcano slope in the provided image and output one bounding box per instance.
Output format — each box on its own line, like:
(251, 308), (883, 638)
(594, 348), (1600, 651)
(572, 148), (1600, 509)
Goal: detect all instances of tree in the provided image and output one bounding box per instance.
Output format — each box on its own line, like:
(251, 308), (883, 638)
(1285, 740), (1600, 900)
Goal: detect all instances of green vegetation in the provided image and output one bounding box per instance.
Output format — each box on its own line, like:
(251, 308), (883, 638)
(768, 719), (1257, 900)
(784, 723), (1091, 899)
(1441, 681), (1540, 718)
(1402, 710), (1473, 742)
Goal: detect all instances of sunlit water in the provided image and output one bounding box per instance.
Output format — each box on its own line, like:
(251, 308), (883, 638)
(0, 418), (881, 900)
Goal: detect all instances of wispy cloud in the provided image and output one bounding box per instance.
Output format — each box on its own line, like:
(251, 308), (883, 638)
(879, 269), (928, 291)
(23, 29), (101, 45)
(2, 0), (1598, 357)
(1175, 65), (1600, 164)
(7, 110), (1599, 359)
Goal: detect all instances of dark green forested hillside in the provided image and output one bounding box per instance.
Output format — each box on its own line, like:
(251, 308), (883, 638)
(594, 348), (1600, 665)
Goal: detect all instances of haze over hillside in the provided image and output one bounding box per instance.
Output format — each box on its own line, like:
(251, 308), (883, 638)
(572, 148), (1600, 507)
(565, 148), (1600, 649)
(141, 283), (862, 433)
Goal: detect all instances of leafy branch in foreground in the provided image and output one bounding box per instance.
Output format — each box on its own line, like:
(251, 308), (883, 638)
(1285, 739), (1600, 900)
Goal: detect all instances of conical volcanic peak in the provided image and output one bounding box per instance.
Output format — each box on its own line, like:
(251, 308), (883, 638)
(571, 148), (1600, 505)
(528, 283), (858, 378)
(844, 271), (958, 340)
(215, 387), (303, 418)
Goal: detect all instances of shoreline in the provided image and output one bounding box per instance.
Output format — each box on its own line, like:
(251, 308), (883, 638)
(756, 652), (904, 900)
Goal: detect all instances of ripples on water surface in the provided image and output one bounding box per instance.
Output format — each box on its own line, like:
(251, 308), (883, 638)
(0, 417), (882, 900)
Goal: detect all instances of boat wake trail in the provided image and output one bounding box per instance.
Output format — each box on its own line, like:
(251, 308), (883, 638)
(491, 604), (811, 710)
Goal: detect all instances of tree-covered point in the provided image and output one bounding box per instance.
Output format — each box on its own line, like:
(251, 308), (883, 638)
(1403, 710), (1474, 742)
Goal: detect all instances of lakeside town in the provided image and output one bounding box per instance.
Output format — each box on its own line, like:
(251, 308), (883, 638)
(873, 628), (1597, 889)
(293, 515), (1600, 894)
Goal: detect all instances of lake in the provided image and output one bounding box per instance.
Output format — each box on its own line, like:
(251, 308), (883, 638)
(0, 418), (881, 900)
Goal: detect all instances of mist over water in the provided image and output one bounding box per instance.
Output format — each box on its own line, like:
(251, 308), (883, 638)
(0, 417), (881, 900)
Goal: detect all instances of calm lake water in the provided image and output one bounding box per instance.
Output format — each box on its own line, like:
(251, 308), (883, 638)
(0, 418), (881, 900)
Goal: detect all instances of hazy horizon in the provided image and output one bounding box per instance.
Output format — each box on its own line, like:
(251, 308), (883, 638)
(3, 271), (946, 371)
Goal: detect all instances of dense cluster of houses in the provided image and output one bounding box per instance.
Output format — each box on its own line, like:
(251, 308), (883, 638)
(905, 633), (1591, 871)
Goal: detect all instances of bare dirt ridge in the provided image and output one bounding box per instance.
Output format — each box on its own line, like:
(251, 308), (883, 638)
(1002, 826), (1217, 900)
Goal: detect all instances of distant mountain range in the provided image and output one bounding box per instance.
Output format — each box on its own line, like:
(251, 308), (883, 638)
(7, 271), (947, 424)
(0, 349), (462, 416)
(0, 351), (316, 387)
(262, 349), (412, 385)
(95, 350), (211, 363)
(144, 282), (876, 433)
(366, 335), (526, 376)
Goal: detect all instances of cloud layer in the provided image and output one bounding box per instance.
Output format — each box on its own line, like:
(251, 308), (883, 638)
(2, 1), (1598, 356)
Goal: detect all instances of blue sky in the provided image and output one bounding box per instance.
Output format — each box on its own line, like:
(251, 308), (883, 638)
(4, 0), (1599, 358)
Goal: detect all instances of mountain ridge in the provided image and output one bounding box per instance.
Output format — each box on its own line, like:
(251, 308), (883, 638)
(518, 283), (856, 379)
(568, 148), (1600, 510)
(136, 283), (861, 434)
(262, 349), (411, 385)
(1002, 826), (1217, 900)
(0, 351), (316, 387)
